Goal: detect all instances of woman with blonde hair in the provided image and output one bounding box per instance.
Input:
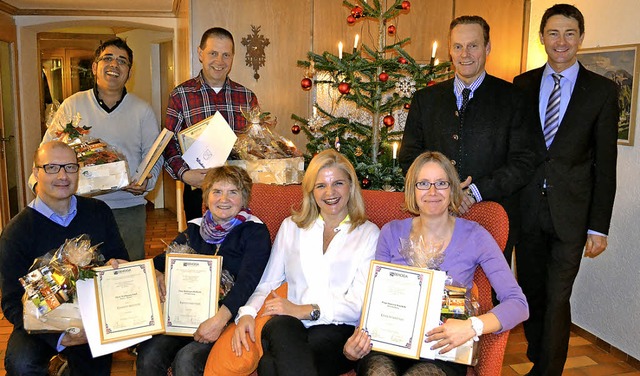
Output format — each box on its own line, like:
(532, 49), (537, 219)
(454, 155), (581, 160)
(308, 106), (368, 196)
(233, 149), (380, 376)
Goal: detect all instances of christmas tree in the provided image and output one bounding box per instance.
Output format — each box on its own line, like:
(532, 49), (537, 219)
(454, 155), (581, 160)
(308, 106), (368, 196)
(290, 0), (451, 190)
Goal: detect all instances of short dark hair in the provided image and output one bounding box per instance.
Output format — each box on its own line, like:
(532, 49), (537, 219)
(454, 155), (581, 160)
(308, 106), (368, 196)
(450, 15), (490, 46)
(95, 37), (133, 66)
(539, 4), (585, 36)
(199, 27), (235, 53)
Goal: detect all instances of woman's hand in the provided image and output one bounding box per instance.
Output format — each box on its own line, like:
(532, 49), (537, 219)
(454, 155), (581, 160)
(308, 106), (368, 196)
(262, 290), (303, 318)
(232, 315), (256, 357)
(343, 327), (372, 361)
(194, 305), (232, 343)
(425, 318), (476, 354)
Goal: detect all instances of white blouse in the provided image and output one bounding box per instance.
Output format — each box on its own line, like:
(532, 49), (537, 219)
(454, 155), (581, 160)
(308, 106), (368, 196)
(236, 216), (379, 327)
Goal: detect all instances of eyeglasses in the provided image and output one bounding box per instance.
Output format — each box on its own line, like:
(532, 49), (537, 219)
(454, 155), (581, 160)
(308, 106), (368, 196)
(36, 163), (80, 174)
(96, 55), (131, 67)
(415, 180), (451, 190)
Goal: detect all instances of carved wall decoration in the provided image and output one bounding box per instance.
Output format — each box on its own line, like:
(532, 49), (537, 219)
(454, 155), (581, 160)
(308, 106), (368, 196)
(241, 25), (270, 80)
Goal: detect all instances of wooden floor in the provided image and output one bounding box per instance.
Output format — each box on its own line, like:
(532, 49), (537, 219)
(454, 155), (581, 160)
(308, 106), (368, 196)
(0, 207), (638, 375)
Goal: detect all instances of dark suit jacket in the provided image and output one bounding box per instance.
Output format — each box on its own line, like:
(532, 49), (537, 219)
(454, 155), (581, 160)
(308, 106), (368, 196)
(513, 64), (618, 242)
(399, 74), (539, 235)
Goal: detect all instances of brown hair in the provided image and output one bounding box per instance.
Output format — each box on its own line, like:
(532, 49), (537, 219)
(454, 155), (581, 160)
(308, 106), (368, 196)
(449, 15), (490, 46)
(201, 165), (253, 207)
(199, 27), (235, 53)
(404, 151), (463, 215)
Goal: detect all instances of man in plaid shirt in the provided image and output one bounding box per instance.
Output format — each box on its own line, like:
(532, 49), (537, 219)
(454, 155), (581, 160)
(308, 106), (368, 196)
(163, 27), (258, 220)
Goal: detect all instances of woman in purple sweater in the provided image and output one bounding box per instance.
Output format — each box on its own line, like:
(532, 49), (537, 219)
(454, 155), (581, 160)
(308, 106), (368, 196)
(344, 151), (528, 376)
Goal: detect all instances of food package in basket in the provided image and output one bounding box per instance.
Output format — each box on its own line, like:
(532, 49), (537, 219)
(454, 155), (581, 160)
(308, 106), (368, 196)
(50, 113), (130, 195)
(229, 107), (304, 185)
(21, 234), (105, 333)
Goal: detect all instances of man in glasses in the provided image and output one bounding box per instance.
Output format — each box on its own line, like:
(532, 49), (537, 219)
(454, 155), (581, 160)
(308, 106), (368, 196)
(1, 141), (129, 376)
(34, 37), (162, 261)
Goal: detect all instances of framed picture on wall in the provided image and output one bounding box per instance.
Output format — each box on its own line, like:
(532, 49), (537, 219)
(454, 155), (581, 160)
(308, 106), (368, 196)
(577, 44), (640, 146)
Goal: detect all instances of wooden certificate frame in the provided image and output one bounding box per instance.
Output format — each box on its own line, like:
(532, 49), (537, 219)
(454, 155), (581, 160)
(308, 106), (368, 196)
(94, 259), (164, 344)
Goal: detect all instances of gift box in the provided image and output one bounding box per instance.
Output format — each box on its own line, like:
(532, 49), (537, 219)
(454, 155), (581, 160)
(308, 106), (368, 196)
(227, 157), (304, 185)
(77, 160), (129, 195)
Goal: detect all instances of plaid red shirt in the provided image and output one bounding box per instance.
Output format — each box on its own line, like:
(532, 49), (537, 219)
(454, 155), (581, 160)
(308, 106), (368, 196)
(163, 72), (258, 180)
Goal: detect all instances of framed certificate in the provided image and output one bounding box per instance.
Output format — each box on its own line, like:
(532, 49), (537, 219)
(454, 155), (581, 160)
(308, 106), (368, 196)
(94, 259), (164, 344)
(177, 115), (213, 153)
(164, 254), (222, 336)
(360, 261), (446, 359)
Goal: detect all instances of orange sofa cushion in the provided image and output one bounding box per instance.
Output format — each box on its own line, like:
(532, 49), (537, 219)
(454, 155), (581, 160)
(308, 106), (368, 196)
(204, 284), (288, 376)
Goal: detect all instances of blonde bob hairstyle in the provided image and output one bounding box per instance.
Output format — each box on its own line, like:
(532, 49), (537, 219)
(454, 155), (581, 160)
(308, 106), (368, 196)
(201, 165), (253, 208)
(404, 151), (464, 215)
(291, 149), (367, 231)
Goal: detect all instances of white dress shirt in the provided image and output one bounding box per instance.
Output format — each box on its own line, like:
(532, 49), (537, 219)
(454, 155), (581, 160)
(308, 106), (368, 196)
(237, 216), (379, 327)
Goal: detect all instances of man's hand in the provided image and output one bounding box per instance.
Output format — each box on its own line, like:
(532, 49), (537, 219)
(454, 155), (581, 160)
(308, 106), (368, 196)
(123, 175), (150, 195)
(584, 234), (607, 258)
(459, 176), (476, 215)
(60, 329), (88, 347)
(194, 306), (231, 344)
(182, 169), (209, 188)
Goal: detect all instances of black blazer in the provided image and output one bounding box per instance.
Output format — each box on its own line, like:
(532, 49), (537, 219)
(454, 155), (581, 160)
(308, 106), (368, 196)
(513, 64), (618, 241)
(399, 74), (539, 232)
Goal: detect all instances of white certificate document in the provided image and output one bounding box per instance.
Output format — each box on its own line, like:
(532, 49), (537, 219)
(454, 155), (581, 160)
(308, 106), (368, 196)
(76, 280), (150, 357)
(94, 259), (164, 343)
(360, 261), (446, 359)
(164, 254), (221, 336)
(182, 111), (237, 169)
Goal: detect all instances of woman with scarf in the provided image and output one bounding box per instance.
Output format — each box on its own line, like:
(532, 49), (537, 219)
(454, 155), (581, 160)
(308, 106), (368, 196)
(137, 166), (271, 376)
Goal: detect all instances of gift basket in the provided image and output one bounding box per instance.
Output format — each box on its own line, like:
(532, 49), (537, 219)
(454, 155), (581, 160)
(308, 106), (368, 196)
(49, 112), (130, 195)
(21, 234), (105, 333)
(228, 107), (304, 185)
(399, 235), (480, 365)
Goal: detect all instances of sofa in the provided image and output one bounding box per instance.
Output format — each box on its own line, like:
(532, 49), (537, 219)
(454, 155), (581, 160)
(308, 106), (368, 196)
(204, 183), (510, 376)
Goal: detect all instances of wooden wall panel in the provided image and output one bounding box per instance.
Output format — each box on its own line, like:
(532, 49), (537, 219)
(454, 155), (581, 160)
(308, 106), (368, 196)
(454, 0), (527, 81)
(397, 0), (453, 62)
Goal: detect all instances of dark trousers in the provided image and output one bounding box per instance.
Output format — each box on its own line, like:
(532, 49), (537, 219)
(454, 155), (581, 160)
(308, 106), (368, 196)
(5, 328), (111, 376)
(183, 185), (204, 221)
(136, 334), (213, 376)
(516, 195), (585, 376)
(258, 315), (355, 376)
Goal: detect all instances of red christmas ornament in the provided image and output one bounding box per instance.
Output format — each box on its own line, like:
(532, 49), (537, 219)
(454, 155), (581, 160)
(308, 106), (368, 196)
(387, 25), (396, 35)
(404, 103), (411, 110)
(291, 124), (301, 135)
(427, 80), (437, 87)
(347, 15), (356, 24)
(398, 57), (408, 64)
(401, 1), (411, 10)
(361, 177), (371, 189)
(338, 82), (351, 95)
(383, 115), (395, 127)
(379, 72), (389, 82)
(351, 6), (363, 18)
(301, 77), (312, 91)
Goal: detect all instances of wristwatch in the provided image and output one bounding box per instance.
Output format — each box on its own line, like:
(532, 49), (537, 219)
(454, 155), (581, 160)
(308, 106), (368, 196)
(469, 317), (483, 341)
(310, 304), (321, 321)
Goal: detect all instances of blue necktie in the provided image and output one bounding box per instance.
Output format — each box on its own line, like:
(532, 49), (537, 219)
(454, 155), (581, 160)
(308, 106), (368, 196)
(544, 73), (562, 148)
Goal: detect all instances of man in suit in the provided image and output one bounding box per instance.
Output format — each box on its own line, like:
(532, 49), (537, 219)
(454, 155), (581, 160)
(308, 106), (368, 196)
(399, 15), (538, 263)
(513, 4), (619, 375)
